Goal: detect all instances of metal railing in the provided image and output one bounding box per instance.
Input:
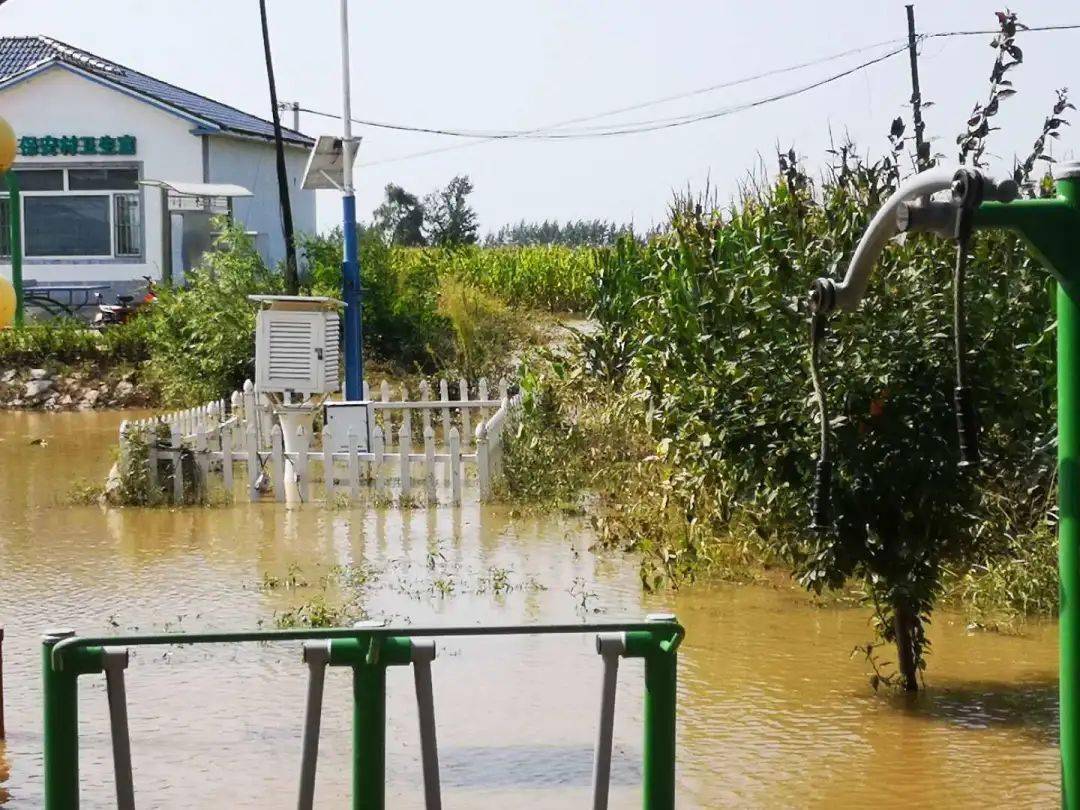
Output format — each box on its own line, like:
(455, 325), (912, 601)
(41, 616), (684, 809)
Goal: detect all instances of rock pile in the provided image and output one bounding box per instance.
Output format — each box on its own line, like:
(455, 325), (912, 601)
(0, 365), (150, 410)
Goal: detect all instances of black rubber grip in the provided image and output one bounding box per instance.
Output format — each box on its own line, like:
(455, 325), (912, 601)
(809, 460), (832, 532)
(954, 386), (981, 467)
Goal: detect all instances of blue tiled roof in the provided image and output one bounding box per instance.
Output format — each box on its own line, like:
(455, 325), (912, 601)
(0, 36), (313, 147)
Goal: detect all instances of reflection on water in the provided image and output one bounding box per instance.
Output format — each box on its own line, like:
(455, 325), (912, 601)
(0, 411), (1062, 807)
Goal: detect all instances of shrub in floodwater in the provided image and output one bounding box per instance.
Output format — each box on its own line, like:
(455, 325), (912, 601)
(512, 12), (1065, 691)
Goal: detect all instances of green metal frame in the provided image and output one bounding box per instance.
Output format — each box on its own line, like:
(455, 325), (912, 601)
(973, 173), (1080, 807)
(2, 171), (22, 328)
(42, 619), (684, 809)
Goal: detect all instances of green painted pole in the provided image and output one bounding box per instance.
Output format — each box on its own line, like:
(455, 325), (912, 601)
(626, 617), (679, 810)
(42, 630), (79, 809)
(330, 635), (412, 810)
(42, 631), (104, 809)
(1061, 280), (1080, 808)
(4, 172), (21, 328)
(975, 170), (1080, 808)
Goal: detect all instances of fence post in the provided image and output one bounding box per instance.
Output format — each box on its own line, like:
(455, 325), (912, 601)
(399, 412), (412, 500)
(242, 380), (256, 437)
(246, 421), (259, 502)
(498, 377), (508, 401)
(459, 378), (470, 448)
(380, 380), (391, 452)
(195, 424), (209, 500)
(348, 429), (361, 501)
(272, 423), (285, 503)
(478, 377), (489, 424)
(424, 425), (436, 503)
(373, 426), (385, 499)
(449, 427), (461, 505)
(476, 422), (490, 500)
(170, 423), (184, 505)
(419, 380), (432, 435)
(296, 424), (310, 503)
(439, 378), (451, 443)
(322, 422), (336, 503)
(230, 391), (243, 445)
(221, 423), (234, 496)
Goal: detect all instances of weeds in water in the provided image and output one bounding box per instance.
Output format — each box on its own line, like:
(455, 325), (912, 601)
(568, 577), (600, 617)
(67, 478), (104, 505)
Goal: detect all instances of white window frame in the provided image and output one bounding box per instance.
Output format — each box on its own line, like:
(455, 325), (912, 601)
(0, 163), (144, 263)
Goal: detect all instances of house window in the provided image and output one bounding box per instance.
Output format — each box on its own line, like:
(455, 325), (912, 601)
(1, 164), (143, 260)
(114, 194), (141, 257)
(26, 196), (111, 256)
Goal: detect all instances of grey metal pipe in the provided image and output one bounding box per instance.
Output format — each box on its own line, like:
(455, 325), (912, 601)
(297, 641), (330, 810)
(103, 646), (135, 810)
(411, 639), (442, 810)
(592, 632), (627, 810)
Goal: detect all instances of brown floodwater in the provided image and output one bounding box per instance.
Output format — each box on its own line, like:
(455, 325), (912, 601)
(0, 410), (1061, 807)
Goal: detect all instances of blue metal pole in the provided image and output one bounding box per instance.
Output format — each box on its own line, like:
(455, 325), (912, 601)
(343, 193), (363, 400)
(340, 0), (363, 401)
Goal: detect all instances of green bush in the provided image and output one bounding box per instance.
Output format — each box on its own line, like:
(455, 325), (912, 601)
(301, 229), (452, 370)
(542, 149), (1057, 689)
(0, 316), (150, 366)
(143, 222), (281, 405)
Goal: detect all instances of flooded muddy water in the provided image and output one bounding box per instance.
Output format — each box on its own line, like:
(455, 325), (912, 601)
(0, 411), (1061, 807)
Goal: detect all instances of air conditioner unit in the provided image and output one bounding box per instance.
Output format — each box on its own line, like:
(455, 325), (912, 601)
(250, 295), (344, 397)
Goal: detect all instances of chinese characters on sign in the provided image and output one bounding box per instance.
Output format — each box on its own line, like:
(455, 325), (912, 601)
(17, 135), (137, 157)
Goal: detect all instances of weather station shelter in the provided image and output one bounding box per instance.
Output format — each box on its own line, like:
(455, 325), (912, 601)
(0, 36), (315, 297)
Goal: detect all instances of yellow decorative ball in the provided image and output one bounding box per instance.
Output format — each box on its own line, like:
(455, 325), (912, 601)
(0, 275), (15, 328)
(0, 116), (14, 173)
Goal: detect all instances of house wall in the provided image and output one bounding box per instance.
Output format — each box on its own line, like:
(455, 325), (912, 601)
(206, 135), (314, 269)
(0, 63), (316, 291)
(0, 63), (202, 285)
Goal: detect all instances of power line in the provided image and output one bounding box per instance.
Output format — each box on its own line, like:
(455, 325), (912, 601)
(358, 44), (911, 167)
(925, 22), (1080, 38)
(298, 37), (908, 142)
(291, 21), (1080, 169)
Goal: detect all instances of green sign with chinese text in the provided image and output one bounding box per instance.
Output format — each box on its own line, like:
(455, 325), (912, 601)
(17, 135), (136, 157)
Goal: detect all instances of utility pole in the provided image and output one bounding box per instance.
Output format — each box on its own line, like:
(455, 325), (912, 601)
(340, 0), (364, 399)
(905, 4), (929, 170)
(258, 0), (299, 294)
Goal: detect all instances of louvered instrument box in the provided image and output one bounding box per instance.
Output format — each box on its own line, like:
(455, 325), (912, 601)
(249, 295), (344, 397)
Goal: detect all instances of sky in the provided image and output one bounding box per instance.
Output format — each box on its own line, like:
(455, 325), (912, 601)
(1, 0), (1078, 235)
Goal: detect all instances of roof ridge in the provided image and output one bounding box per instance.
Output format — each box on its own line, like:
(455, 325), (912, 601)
(0, 34), (311, 145)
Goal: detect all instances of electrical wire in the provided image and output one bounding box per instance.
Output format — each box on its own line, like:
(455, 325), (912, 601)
(285, 20), (1080, 168)
(296, 36), (908, 141)
(358, 45), (910, 167)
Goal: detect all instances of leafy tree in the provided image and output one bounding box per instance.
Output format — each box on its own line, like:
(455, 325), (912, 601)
(372, 184), (426, 246)
(423, 175), (479, 246)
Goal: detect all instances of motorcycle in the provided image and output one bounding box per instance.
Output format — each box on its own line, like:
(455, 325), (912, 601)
(93, 275), (157, 328)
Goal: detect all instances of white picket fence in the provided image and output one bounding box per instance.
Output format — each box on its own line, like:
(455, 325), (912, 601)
(118, 377), (521, 506)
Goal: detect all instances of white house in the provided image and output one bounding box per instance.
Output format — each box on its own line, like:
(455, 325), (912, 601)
(0, 35), (315, 295)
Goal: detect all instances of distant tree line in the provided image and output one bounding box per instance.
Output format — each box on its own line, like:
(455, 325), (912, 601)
(367, 176), (636, 248)
(484, 219), (635, 247)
